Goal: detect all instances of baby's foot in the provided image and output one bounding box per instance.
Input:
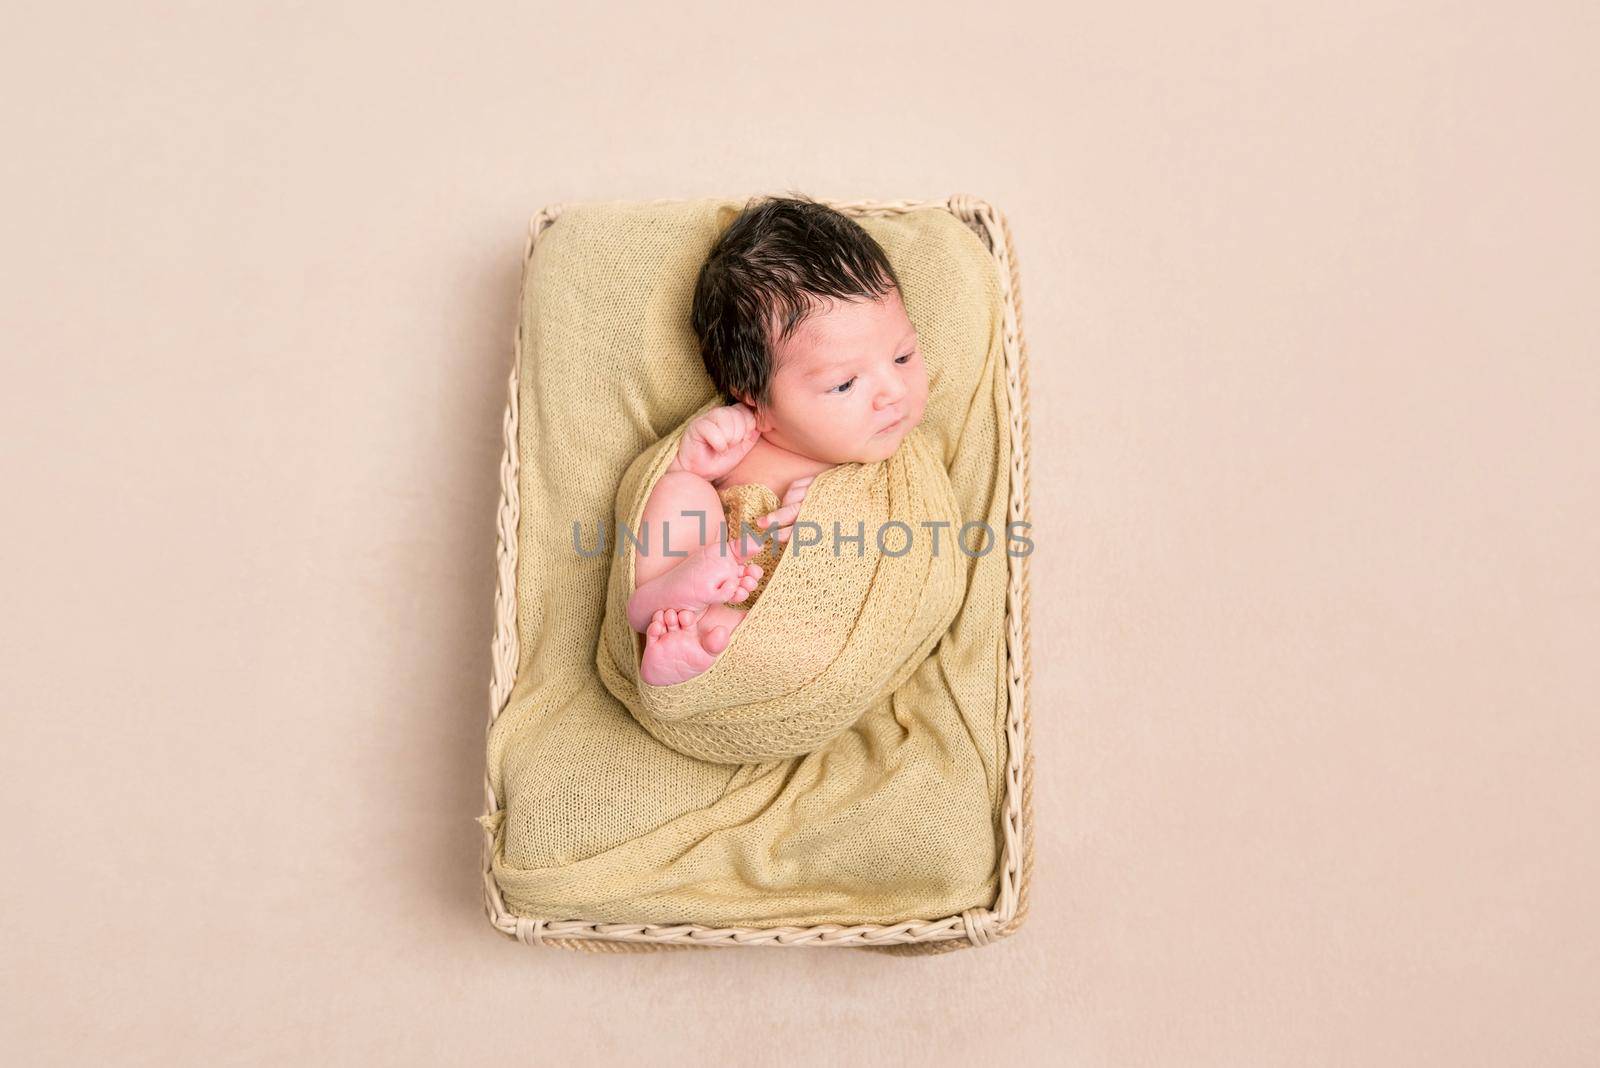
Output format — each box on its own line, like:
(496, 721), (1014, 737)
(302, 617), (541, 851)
(640, 608), (731, 686)
(674, 539), (763, 607)
(630, 540), (763, 632)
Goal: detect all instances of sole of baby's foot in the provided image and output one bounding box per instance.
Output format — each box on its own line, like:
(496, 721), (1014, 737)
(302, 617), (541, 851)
(640, 608), (732, 686)
(663, 539), (764, 608)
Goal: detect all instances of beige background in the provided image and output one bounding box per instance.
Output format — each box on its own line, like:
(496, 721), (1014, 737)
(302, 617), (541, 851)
(3, 2), (1595, 1064)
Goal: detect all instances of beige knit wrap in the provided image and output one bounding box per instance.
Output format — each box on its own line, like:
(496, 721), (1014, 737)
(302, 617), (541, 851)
(595, 400), (965, 764)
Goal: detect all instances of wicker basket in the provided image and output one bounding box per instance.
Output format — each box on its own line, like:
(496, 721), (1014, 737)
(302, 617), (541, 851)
(479, 194), (1034, 952)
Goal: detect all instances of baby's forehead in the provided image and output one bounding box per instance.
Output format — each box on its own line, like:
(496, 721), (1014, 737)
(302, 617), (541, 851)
(772, 292), (913, 367)
(771, 325), (859, 382)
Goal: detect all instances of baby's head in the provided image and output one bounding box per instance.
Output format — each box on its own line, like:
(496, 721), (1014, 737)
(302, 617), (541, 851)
(690, 194), (928, 465)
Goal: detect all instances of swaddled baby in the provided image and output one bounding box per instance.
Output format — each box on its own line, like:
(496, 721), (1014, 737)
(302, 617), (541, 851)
(627, 195), (929, 685)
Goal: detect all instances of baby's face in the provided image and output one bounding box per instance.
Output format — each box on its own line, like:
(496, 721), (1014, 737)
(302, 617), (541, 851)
(746, 287), (928, 465)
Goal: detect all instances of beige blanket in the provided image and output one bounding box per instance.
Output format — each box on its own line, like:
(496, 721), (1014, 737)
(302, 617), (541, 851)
(594, 401), (965, 764)
(485, 200), (1011, 927)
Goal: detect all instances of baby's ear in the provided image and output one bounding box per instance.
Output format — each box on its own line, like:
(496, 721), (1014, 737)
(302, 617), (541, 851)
(742, 398), (773, 431)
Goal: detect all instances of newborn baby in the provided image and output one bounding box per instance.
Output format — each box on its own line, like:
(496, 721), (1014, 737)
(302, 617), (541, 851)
(628, 195), (929, 685)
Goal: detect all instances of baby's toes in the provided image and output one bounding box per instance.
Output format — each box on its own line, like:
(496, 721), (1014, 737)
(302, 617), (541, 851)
(647, 610), (666, 638)
(743, 563), (763, 581)
(702, 625), (731, 655)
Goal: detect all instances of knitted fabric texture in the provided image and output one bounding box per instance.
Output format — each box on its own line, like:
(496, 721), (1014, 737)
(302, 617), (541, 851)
(715, 482), (780, 608)
(594, 401), (965, 764)
(485, 199), (1010, 928)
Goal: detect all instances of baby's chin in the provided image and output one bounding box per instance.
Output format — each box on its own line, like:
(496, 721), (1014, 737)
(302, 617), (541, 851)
(850, 426), (912, 462)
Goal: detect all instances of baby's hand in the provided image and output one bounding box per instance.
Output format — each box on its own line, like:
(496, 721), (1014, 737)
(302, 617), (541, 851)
(673, 403), (760, 481)
(757, 475), (816, 546)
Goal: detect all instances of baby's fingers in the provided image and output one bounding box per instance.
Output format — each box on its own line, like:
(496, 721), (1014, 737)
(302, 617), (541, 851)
(757, 502), (802, 530)
(766, 521), (798, 546)
(780, 476), (814, 506)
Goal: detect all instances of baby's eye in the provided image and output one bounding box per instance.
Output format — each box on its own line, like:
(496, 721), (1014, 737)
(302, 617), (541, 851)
(829, 377), (856, 394)
(894, 353), (913, 364)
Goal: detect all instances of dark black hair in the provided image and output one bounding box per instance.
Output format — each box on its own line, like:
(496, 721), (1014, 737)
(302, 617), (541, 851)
(690, 193), (902, 408)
